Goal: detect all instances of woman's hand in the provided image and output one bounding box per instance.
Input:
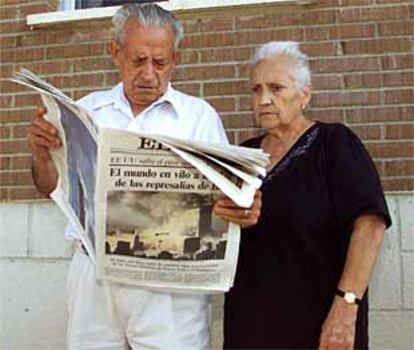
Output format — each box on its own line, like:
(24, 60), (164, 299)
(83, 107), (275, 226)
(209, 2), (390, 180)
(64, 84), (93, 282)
(213, 190), (261, 228)
(319, 297), (358, 350)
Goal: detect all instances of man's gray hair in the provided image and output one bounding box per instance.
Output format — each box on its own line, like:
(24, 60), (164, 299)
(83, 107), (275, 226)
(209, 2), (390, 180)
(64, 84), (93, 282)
(112, 3), (183, 50)
(252, 41), (311, 92)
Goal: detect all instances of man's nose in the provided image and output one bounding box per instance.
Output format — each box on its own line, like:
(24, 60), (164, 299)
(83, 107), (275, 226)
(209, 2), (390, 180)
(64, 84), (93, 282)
(141, 62), (156, 81)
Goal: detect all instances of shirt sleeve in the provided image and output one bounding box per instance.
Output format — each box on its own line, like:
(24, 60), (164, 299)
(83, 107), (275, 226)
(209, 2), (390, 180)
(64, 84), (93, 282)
(324, 124), (391, 230)
(195, 101), (229, 144)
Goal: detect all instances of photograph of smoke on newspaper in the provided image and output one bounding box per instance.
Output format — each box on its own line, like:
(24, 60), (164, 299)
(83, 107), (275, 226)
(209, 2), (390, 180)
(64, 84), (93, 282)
(105, 191), (229, 261)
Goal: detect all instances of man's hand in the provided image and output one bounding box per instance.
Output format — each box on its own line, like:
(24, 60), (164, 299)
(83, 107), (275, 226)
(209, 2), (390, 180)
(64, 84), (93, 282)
(27, 106), (60, 196)
(213, 190), (261, 228)
(319, 297), (358, 350)
(28, 106), (62, 162)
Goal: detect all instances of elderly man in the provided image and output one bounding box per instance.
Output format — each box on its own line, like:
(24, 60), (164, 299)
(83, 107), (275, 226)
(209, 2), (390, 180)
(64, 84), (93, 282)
(27, 3), (260, 350)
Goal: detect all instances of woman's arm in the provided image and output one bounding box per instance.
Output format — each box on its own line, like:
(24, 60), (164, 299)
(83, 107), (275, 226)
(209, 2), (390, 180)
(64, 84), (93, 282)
(319, 214), (386, 350)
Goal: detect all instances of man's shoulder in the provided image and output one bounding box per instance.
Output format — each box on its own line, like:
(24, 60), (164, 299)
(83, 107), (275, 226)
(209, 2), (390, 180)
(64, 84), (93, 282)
(171, 87), (217, 114)
(76, 84), (120, 110)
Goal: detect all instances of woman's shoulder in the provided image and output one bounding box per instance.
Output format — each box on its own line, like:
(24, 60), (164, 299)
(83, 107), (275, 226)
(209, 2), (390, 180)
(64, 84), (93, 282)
(317, 122), (360, 144)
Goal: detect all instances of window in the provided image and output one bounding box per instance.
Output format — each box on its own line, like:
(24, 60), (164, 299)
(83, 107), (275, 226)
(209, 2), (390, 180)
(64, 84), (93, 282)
(59, 0), (165, 11)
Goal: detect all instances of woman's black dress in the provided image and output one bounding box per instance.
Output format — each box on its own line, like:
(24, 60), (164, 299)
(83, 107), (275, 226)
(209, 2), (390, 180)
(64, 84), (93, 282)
(224, 122), (391, 349)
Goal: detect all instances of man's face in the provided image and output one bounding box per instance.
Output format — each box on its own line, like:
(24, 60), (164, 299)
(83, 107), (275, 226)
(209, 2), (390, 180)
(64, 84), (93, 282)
(110, 18), (177, 114)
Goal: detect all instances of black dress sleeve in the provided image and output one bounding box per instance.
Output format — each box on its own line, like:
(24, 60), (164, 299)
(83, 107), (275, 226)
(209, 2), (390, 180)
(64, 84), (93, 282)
(324, 124), (392, 231)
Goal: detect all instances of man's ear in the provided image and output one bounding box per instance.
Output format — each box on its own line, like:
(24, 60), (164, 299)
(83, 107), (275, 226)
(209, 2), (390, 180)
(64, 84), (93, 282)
(301, 85), (312, 109)
(108, 40), (121, 67)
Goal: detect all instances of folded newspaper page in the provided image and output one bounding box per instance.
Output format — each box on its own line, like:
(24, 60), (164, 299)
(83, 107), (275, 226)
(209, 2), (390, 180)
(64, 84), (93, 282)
(12, 69), (269, 292)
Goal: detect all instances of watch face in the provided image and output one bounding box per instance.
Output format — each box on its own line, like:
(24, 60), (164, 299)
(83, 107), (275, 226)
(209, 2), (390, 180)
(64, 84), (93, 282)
(344, 292), (356, 304)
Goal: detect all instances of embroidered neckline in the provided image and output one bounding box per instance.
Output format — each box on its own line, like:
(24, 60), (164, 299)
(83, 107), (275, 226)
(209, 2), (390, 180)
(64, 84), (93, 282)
(263, 125), (319, 185)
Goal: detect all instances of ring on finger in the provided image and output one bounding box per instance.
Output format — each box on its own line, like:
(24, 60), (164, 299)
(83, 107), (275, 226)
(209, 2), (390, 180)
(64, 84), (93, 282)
(243, 209), (250, 218)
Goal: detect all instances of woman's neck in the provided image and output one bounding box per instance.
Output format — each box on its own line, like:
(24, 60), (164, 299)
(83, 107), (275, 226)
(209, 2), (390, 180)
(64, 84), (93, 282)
(262, 116), (315, 169)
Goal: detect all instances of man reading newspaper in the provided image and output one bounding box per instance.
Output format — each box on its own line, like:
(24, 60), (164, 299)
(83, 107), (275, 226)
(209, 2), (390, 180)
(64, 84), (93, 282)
(27, 4), (260, 350)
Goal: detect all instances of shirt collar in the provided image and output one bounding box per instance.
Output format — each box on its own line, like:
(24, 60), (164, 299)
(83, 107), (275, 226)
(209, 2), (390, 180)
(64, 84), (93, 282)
(90, 82), (181, 119)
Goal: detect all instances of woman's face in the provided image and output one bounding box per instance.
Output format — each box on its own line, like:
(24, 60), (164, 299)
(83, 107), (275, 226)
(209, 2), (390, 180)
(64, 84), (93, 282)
(250, 56), (311, 132)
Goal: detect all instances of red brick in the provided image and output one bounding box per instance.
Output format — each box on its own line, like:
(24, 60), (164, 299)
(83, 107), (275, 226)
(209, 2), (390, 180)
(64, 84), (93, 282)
(346, 106), (414, 123)
(345, 72), (414, 89)
(9, 187), (48, 201)
(177, 50), (199, 65)
(305, 24), (375, 41)
(382, 178), (414, 191)
(0, 127), (11, 139)
(205, 97), (236, 113)
(0, 140), (31, 155)
(106, 72), (121, 86)
(385, 124), (414, 140)
(0, 6), (19, 20)
(198, 17), (234, 33)
(72, 73), (105, 88)
(306, 109), (344, 124)
(14, 93), (42, 107)
(0, 20), (27, 34)
(18, 61), (73, 76)
(19, 3), (51, 17)
(301, 43), (338, 57)
(312, 91), (380, 107)
(221, 113), (255, 129)
(343, 38), (412, 55)
(73, 57), (114, 73)
(239, 96), (253, 112)
(0, 108), (35, 123)
(171, 82), (201, 96)
(381, 54), (414, 70)
(234, 27), (303, 46)
(12, 125), (29, 139)
(312, 75), (342, 90)
(0, 65), (15, 79)
(204, 80), (249, 97)
(173, 65), (235, 82)
(337, 0), (375, 5)
(200, 47), (253, 63)
(378, 21), (414, 36)
(0, 156), (10, 169)
(0, 188), (8, 201)
(181, 32), (234, 49)
(10, 156), (32, 169)
(384, 160), (414, 177)
(310, 57), (381, 74)
(46, 43), (104, 59)
(181, 20), (199, 34)
(0, 95), (13, 108)
(384, 89), (414, 104)
(0, 171), (32, 186)
(339, 5), (411, 23)
(349, 125), (382, 140)
(366, 141), (413, 158)
(0, 36), (17, 49)
(74, 88), (102, 101)
(1, 47), (44, 63)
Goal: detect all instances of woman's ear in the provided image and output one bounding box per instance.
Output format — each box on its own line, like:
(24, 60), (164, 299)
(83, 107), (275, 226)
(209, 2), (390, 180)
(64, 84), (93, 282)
(301, 85), (312, 109)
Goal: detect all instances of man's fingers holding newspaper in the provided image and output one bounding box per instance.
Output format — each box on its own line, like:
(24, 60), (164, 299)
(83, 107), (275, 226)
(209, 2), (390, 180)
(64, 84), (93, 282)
(213, 190), (262, 228)
(28, 106), (62, 161)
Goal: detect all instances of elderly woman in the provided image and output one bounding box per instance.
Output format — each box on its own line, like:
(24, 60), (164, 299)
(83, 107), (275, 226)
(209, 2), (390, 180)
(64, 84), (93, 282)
(222, 42), (391, 349)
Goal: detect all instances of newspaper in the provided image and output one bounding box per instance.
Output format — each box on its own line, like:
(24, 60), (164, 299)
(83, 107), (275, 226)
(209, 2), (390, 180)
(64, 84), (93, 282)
(11, 69), (269, 292)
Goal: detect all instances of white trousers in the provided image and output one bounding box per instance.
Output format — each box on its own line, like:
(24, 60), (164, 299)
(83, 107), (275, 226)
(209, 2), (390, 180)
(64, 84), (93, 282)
(67, 251), (210, 350)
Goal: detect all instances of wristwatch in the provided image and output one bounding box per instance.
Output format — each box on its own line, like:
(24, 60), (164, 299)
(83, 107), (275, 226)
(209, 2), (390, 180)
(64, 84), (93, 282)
(334, 288), (361, 305)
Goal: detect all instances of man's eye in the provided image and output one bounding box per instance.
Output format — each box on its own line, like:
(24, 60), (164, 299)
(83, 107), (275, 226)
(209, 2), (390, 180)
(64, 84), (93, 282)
(270, 85), (283, 92)
(251, 86), (260, 93)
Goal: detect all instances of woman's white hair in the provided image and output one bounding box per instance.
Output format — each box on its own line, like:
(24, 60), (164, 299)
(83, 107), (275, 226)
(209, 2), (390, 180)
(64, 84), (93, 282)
(112, 3), (183, 50)
(252, 41), (311, 92)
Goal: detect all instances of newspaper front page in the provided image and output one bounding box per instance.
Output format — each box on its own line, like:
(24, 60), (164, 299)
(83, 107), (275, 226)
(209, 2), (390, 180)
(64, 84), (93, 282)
(11, 69), (268, 292)
(96, 129), (241, 292)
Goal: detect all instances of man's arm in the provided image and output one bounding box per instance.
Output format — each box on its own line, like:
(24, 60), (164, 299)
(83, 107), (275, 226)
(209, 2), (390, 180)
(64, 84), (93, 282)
(27, 106), (61, 196)
(319, 214), (386, 350)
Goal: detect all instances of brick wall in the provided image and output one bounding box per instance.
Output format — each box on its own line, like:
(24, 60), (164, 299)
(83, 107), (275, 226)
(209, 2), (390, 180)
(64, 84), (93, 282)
(0, 0), (413, 201)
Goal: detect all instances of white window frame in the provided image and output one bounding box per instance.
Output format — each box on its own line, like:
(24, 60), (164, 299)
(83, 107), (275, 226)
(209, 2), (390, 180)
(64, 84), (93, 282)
(27, 0), (312, 28)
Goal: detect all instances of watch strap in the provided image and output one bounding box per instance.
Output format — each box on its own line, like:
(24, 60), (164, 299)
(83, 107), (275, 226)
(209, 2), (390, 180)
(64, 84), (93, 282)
(334, 288), (362, 305)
